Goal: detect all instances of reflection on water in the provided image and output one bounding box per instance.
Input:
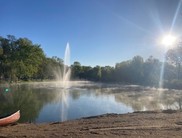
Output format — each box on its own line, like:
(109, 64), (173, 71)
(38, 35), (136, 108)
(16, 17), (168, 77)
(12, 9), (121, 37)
(0, 81), (182, 123)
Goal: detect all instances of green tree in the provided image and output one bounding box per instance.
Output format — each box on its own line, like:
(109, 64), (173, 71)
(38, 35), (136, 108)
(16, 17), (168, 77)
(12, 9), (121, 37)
(40, 57), (64, 80)
(166, 45), (182, 80)
(0, 35), (46, 81)
(15, 38), (45, 80)
(101, 66), (114, 82)
(90, 66), (101, 81)
(130, 56), (144, 83)
(79, 66), (92, 80)
(71, 61), (82, 79)
(115, 60), (131, 82)
(143, 56), (161, 86)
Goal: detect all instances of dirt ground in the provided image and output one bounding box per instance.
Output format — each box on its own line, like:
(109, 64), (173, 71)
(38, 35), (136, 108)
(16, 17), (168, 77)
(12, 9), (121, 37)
(0, 110), (182, 138)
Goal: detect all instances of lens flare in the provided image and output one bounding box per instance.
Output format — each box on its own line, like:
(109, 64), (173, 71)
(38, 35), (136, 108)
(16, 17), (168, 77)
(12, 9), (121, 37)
(161, 34), (176, 48)
(159, 34), (177, 90)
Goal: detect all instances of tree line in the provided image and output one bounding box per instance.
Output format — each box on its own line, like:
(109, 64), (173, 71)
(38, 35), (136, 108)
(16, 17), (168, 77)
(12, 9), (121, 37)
(71, 56), (177, 88)
(0, 35), (182, 89)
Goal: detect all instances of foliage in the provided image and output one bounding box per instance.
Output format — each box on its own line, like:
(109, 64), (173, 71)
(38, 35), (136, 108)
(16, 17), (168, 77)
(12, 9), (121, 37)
(166, 45), (182, 80)
(0, 35), (45, 81)
(0, 35), (182, 89)
(143, 56), (161, 86)
(71, 61), (82, 79)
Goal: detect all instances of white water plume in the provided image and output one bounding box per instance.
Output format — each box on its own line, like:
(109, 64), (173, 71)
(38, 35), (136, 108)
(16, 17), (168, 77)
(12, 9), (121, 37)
(62, 43), (71, 88)
(60, 43), (71, 121)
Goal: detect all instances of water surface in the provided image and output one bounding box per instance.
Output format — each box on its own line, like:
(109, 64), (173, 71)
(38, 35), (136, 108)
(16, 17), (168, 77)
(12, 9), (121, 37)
(0, 81), (181, 123)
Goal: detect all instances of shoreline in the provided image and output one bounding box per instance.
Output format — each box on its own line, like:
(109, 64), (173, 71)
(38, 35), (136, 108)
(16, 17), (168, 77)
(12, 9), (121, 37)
(0, 110), (182, 138)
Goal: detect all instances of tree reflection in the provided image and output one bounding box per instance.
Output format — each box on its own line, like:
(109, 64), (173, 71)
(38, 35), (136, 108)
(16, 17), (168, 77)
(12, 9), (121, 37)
(1, 83), (182, 123)
(0, 84), (58, 122)
(70, 89), (81, 100)
(114, 90), (182, 111)
(83, 86), (182, 111)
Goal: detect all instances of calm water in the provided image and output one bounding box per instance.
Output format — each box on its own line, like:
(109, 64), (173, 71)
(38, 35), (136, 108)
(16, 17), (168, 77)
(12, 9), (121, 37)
(0, 81), (182, 123)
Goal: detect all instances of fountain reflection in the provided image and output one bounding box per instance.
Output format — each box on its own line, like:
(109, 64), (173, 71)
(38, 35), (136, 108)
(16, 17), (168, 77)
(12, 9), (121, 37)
(59, 43), (71, 121)
(1, 83), (182, 123)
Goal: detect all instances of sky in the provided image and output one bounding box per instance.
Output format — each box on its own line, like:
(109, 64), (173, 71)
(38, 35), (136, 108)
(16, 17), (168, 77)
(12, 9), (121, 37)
(0, 0), (182, 67)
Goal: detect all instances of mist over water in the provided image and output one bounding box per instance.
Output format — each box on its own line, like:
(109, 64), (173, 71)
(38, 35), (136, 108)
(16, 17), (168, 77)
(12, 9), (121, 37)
(1, 82), (182, 123)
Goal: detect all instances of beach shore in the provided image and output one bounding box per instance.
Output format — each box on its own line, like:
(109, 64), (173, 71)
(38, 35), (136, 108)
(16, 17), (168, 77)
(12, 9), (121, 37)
(0, 110), (182, 138)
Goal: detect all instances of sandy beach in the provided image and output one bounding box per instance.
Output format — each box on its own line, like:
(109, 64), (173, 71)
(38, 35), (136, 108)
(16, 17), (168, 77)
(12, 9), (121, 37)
(0, 110), (181, 138)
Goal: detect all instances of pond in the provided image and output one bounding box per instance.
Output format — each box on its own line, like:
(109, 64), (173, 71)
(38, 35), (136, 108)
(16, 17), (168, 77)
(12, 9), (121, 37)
(0, 81), (182, 123)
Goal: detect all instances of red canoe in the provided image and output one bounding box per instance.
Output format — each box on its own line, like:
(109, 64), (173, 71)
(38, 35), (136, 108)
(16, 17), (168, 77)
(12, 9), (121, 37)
(0, 110), (20, 126)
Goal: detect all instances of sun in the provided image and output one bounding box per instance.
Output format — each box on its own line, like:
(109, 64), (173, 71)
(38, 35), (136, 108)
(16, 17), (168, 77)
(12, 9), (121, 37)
(161, 34), (176, 49)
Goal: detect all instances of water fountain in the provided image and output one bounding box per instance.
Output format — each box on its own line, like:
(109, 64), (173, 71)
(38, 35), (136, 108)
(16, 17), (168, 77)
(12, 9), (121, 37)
(62, 43), (71, 87)
(60, 43), (71, 121)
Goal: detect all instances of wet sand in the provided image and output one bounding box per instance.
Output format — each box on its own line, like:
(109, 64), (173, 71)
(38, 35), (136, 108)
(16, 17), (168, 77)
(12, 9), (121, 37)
(0, 110), (182, 138)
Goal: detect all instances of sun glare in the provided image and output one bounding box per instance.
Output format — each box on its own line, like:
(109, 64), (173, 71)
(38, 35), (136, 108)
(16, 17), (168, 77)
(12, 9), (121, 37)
(161, 34), (176, 48)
